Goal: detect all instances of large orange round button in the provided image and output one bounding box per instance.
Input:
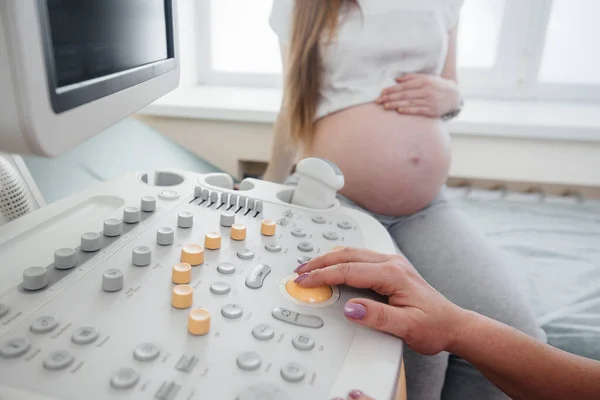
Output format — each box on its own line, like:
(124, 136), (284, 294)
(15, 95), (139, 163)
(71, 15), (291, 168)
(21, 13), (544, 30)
(230, 224), (246, 241)
(181, 244), (204, 266)
(205, 232), (222, 250)
(285, 279), (332, 304)
(261, 220), (276, 236)
(188, 308), (211, 336)
(172, 263), (192, 284)
(172, 285), (193, 309)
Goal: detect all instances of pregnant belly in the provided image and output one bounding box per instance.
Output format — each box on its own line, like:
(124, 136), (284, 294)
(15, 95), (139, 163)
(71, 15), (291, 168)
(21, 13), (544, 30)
(308, 103), (452, 216)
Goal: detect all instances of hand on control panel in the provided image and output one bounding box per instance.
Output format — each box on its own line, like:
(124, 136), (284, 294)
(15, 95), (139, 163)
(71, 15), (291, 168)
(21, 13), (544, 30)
(291, 158), (344, 209)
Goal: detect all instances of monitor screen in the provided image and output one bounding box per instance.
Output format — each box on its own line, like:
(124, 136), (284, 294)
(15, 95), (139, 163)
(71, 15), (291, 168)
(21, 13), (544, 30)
(38, 0), (176, 113)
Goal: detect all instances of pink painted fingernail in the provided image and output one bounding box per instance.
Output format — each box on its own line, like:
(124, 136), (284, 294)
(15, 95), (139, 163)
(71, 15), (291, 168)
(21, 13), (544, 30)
(349, 390), (363, 399)
(294, 262), (307, 273)
(343, 303), (366, 320)
(294, 273), (309, 283)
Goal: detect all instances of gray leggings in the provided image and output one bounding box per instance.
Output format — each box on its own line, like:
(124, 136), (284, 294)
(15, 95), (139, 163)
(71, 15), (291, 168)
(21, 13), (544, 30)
(288, 178), (545, 399)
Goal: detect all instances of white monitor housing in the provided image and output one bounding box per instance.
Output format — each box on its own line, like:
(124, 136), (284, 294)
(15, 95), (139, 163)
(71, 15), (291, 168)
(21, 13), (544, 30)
(0, 0), (179, 156)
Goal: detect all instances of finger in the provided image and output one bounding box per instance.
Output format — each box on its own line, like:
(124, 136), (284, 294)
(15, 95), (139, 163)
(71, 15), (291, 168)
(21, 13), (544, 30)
(382, 98), (428, 111)
(344, 299), (410, 340)
(348, 389), (376, 400)
(396, 73), (423, 82)
(377, 88), (428, 105)
(295, 247), (389, 274)
(380, 79), (425, 95)
(396, 106), (437, 118)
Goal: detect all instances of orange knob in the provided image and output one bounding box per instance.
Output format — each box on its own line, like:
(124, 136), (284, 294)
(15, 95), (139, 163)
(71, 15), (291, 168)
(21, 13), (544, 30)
(261, 220), (276, 236)
(172, 263), (192, 284)
(205, 232), (222, 250)
(172, 285), (194, 309)
(188, 308), (211, 336)
(231, 224), (247, 241)
(181, 244), (204, 266)
(285, 279), (332, 304)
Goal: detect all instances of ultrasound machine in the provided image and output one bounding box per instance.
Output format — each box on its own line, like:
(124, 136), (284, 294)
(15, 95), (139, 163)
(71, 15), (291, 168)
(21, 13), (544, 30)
(0, 1), (405, 399)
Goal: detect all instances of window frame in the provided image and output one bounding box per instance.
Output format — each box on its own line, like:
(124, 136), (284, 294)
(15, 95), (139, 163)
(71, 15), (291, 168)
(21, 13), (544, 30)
(194, 0), (600, 102)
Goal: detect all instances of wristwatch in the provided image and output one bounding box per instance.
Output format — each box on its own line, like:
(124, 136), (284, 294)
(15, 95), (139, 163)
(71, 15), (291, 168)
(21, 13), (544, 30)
(441, 99), (464, 121)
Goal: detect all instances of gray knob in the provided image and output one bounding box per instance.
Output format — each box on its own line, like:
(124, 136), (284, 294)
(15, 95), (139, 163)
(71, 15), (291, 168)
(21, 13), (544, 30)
(141, 196), (156, 212)
(247, 199), (255, 210)
(229, 194), (238, 207)
(220, 193), (229, 206)
(210, 191), (219, 203)
(220, 211), (235, 227)
(194, 186), (203, 197)
(132, 246), (151, 266)
(157, 227), (174, 246)
(178, 212), (193, 229)
(23, 267), (48, 291)
(81, 232), (101, 252)
(54, 248), (76, 270)
(102, 269), (124, 292)
(255, 201), (263, 213)
(201, 188), (209, 200)
(123, 207), (141, 224)
(238, 196), (247, 209)
(104, 219), (123, 237)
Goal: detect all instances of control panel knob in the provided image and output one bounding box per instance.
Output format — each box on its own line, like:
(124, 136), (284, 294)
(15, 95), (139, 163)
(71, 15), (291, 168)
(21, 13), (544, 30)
(141, 196), (156, 212)
(261, 220), (276, 236)
(172, 263), (192, 284)
(255, 201), (263, 213)
(123, 207), (141, 224)
(210, 191), (219, 203)
(132, 246), (151, 266)
(54, 248), (76, 270)
(104, 218), (123, 237)
(291, 158), (344, 209)
(172, 285), (193, 309)
(204, 232), (222, 250)
(285, 279), (332, 304)
(157, 227), (174, 246)
(220, 211), (235, 227)
(102, 269), (124, 292)
(229, 194), (238, 207)
(22, 266), (48, 291)
(188, 308), (211, 336)
(181, 244), (204, 266)
(81, 232), (101, 252)
(178, 212), (193, 229)
(231, 224), (247, 241)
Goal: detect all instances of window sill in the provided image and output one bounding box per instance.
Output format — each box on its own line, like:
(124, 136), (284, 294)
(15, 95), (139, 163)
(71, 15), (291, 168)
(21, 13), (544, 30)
(138, 85), (600, 142)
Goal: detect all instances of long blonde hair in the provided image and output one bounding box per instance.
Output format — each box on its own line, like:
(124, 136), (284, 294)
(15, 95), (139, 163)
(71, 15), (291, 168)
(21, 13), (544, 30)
(285, 0), (358, 150)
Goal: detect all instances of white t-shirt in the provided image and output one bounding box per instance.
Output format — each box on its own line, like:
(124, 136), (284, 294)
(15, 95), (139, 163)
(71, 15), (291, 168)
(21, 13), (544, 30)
(269, 0), (463, 119)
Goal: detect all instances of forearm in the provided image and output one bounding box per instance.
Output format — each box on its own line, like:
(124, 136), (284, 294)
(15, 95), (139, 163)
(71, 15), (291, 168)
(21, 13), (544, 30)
(450, 311), (600, 400)
(262, 112), (297, 183)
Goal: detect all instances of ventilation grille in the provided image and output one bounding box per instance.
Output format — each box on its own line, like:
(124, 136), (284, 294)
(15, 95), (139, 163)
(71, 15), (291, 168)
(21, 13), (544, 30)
(0, 157), (33, 223)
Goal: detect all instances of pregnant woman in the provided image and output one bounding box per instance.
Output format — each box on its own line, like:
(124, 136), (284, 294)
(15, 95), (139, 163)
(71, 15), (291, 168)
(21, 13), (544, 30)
(264, 1), (544, 399)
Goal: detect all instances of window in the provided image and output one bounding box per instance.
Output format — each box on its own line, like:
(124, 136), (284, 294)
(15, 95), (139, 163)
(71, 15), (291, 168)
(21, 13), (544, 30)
(191, 0), (600, 101)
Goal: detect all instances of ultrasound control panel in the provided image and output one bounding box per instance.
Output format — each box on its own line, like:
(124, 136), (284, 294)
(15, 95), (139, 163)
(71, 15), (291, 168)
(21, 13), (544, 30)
(0, 165), (403, 400)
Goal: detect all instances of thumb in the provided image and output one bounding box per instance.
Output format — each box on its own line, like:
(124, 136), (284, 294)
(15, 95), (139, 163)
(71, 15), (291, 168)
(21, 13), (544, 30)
(343, 299), (409, 339)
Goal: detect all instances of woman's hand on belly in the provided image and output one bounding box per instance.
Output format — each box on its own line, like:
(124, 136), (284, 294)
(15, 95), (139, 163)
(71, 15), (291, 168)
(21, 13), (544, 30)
(375, 74), (461, 118)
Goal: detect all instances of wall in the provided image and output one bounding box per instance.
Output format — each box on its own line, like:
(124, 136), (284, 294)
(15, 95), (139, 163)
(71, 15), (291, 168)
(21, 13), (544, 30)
(135, 115), (600, 195)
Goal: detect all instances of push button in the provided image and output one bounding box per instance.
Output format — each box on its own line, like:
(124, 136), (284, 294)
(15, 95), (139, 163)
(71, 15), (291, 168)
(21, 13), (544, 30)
(43, 350), (74, 370)
(81, 232), (101, 252)
(178, 212), (194, 228)
(102, 268), (124, 292)
(271, 307), (323, 329)
(285, 280), (332, 304)
(133, 343), (160, 362)
(103, 218), (123, 237)
(123, 207), (141, 224)
(141, 196), (156, 212)
(181, 244), (204, 266)
(172, 285), (193, 309)
(280, 362), (306, 383)
(30, 316), (59, 334)
(54, 248), (76, 270)
(188, 308), (211, 336)
(157, 227), (174, 246)
(245, 264), (271, 289)
(156, 381), (181, 400)
(23, 266), (48, 291)
(292, 334), (315, 351)
(110, 367), (140, 389)
(0, 338), (30, 358)
(237, 249), (255, 260)
(72, 327), (99, 345)
(132, 246), (151, 266)
(237, 351), (261, 371)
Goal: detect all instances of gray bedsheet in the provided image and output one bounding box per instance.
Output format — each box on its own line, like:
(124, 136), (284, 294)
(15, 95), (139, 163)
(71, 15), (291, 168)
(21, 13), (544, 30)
(447, 187), (600, 361)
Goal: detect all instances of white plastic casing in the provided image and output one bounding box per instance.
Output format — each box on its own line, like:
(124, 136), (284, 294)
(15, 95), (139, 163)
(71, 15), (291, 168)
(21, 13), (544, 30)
(0, 1), (180, 156)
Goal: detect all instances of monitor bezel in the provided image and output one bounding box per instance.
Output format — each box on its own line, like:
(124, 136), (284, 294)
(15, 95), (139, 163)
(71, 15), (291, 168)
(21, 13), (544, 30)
(36, 0), (177, 114)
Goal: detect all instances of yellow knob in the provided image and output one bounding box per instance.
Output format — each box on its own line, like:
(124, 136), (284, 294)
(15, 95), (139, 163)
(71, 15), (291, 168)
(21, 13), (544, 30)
(204, 232), (222, 250)
(230, 224), (247, 241)
(188, 308), (211, 336)
(172, 263), (192, 284)
(181, 244), (204, 266)
(261, 220), (276, 236)
(172, 284), (194, 309)
(331, 246), (346, 252)
(285, 279), (332, 304)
